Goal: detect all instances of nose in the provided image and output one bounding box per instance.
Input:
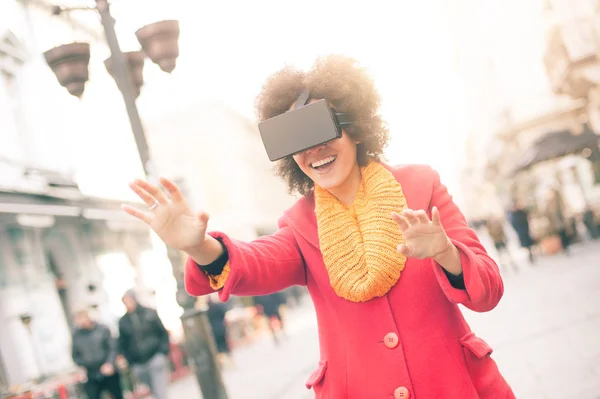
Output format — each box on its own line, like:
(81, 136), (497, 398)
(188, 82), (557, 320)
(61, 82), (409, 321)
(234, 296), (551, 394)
(304, 142), (327, 155)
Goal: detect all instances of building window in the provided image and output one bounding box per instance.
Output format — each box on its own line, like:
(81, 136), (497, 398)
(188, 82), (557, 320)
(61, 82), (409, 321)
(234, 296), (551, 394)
(0, 30), (28, 152)
(0, 29), (27, 86)
(7, 227), (33, 272)
(2, 70), (19, 115)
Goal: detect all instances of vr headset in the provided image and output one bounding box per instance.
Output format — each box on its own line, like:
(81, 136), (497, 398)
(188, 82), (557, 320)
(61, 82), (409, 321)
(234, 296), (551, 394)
(258, 89), (353, 161)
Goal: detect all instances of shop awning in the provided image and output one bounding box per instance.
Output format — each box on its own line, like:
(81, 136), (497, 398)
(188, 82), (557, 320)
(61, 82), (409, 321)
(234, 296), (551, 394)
(512, 125), (600, 174)
(0, 190), (147, 231)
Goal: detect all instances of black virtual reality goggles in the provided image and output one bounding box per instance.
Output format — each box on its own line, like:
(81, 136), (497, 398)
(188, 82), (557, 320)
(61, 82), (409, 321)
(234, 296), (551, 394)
(258, 89), (352, 161)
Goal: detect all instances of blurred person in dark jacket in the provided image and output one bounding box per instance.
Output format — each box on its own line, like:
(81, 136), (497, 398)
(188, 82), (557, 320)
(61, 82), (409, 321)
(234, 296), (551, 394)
(286, 286), (305, 307)
(72, 308), (123, 399)
(254, 292), (287, 345)
(119, 289), (170, 399)
(508, 201), (536, 263)
(485, 216), (518, 272)
(206, 293), (234, 368)
(545, 187), (572, 255)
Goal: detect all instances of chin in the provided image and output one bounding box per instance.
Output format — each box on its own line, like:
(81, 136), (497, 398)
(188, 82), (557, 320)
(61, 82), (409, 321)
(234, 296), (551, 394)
(312, 174), (343, 190)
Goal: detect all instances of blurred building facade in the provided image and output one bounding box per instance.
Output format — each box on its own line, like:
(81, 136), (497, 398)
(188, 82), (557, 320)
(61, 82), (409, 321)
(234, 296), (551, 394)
(0, 0), (295, 390)
(449, 0), (600, 240)
(0, 0), (161, 388)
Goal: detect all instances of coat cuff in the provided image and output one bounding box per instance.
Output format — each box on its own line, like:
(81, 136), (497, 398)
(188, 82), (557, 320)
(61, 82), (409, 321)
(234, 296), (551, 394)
(184, 232), (236, 298)
(205, 262), (231, 290)
(199, 238), (229, 275)
(204, 231), (240, 301)
(433, 239), (478, 303)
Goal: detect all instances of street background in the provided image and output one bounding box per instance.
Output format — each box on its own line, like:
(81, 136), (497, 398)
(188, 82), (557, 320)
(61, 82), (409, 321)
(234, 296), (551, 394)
(2, 0), (600, 398)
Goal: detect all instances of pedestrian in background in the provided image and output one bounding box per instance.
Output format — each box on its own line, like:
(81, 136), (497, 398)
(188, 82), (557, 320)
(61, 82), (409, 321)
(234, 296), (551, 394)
(485, 215), (518, 272)
(206, 293), (234, 368)
(508, 200), (536, 263)
(72, 309), (123, 399)
(254, 292), (287, 345)
(118, 290), (170, 399)
(545, 187), (572, 255)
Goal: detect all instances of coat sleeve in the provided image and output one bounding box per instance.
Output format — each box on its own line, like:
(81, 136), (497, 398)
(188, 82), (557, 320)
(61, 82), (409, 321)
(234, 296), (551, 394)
(184, 219), (307, 302)
(427, 166), (504, 312)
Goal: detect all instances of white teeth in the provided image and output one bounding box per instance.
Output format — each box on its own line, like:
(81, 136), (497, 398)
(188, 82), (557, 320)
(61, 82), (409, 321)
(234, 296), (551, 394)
(311, 156), (336, 168)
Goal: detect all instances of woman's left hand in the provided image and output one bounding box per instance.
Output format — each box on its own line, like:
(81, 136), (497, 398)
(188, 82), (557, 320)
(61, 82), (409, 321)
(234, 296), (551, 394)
(391, 207), (453, 261)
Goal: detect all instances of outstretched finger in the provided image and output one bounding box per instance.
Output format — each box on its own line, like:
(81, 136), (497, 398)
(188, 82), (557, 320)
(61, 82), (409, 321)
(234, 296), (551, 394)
(431, 206), (441, 224)
(122, 204), (152, 224)
(401, 209), (419, 225)
(135, 179), (169, 204)
(415, 210), (430, 224)
(391, 212), (409, 232)
(160, 177), (184, 203)
(397, 243), (413, 257)
(129, 182), (159, 207)
(198, 211), (210, 224)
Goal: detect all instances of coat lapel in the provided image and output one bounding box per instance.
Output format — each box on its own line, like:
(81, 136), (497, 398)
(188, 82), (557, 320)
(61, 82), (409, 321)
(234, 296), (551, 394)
(282, 192), (320, 249)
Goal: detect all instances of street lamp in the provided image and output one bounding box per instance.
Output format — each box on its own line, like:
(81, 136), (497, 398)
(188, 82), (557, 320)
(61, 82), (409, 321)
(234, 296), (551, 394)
(41, 2), (228, 398)
(43, 42), (90, 98)
(103, 50), (145, 98)
(135, 20), (180, 74)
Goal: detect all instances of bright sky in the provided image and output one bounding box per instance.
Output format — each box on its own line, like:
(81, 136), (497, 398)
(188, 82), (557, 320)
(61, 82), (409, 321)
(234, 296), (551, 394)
(106, 0), (469, 199)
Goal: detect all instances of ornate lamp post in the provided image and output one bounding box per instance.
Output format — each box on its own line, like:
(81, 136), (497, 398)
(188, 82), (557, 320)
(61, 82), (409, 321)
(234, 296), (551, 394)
(104, 51), (145, 99)
(135, 20), (180, 74)
(43, 42), (90, 98)
(42, 2), (228, 398)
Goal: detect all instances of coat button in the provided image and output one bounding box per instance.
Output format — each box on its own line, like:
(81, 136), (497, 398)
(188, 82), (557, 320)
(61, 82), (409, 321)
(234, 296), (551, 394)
(394, 386), (410, 398)
(384, 332), (399, 349)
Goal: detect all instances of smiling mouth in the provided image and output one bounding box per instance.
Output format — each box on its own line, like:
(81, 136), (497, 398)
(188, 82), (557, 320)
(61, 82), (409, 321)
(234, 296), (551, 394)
(310, 156), (336, 170)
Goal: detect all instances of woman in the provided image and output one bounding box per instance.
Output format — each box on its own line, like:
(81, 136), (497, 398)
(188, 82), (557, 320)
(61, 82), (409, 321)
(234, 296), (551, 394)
(123, 55), (514, 398)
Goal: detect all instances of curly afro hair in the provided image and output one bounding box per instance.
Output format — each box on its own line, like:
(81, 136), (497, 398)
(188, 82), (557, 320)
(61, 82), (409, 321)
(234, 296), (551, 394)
(255, 54), (390, 196)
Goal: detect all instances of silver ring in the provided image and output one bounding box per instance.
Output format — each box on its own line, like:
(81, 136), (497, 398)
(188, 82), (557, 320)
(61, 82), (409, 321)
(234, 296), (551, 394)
(149, 201), (159, 211)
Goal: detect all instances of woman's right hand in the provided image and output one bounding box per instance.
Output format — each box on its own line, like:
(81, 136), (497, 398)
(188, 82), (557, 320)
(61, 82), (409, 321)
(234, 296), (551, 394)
(122, 177), (209, 253)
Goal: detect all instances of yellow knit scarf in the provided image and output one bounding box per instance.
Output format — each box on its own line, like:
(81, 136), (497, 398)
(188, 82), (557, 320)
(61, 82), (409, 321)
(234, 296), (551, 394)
(314, 162), (408, 302)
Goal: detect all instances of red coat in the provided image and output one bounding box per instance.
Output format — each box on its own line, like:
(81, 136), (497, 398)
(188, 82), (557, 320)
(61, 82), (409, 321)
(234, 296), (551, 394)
(185, 164), (515, 399)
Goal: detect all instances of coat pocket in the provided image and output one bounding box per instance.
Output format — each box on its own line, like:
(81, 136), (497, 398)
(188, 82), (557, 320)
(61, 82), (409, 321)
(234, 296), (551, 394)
(460, 332), (493, 359)
(459, 332), (501, 397)
(305, 360), (328, 391)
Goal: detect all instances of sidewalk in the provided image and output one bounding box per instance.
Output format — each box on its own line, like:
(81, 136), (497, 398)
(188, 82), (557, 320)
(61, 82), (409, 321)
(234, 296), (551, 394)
(463, 241), (600, 399)
(168, 299), (319, 399)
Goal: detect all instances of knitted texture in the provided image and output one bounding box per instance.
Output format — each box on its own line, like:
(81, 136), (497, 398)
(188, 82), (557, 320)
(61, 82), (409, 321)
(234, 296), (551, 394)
(206, 262), (230, 290)
(314, 162), (407, 302)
